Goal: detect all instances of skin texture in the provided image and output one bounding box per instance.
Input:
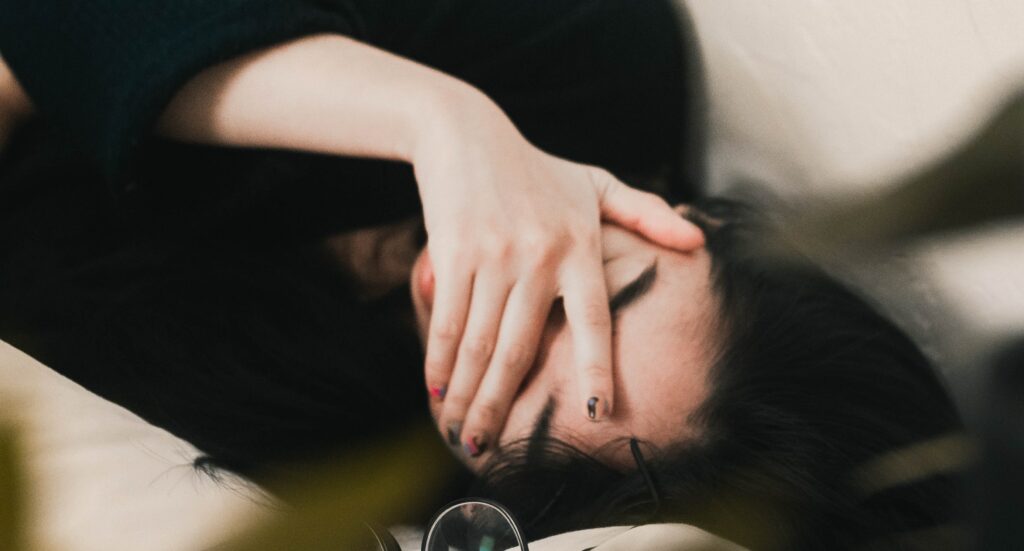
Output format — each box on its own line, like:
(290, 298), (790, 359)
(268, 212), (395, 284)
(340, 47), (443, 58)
(412, 221), (719, 469)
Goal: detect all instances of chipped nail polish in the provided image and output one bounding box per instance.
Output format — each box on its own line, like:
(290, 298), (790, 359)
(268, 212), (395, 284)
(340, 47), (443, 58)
(587, 396), (600, 420)
(429, 386), (447, 400)
(446, 423), (462, 447)
(463, 435), (487, 457)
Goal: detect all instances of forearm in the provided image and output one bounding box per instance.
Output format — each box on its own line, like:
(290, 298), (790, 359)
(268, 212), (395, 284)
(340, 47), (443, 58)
(155, 34), (498, 164)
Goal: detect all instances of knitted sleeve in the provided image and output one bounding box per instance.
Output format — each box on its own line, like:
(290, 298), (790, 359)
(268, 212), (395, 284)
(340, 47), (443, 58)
(0, 0), (362, 191)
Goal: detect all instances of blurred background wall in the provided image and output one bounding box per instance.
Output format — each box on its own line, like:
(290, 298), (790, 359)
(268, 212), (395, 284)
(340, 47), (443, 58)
(686, 0), (1024, 199)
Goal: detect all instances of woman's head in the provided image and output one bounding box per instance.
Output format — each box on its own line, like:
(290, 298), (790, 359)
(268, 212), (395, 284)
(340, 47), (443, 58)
(410, 209), (723, 469)
(454, 199), (964, 549)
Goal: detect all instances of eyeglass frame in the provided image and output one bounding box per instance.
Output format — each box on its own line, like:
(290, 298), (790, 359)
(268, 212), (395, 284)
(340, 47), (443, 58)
(419, 497), (530, 551)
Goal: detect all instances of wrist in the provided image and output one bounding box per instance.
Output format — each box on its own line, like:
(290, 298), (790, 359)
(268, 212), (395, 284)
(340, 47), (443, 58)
(407, 81), (512, 164)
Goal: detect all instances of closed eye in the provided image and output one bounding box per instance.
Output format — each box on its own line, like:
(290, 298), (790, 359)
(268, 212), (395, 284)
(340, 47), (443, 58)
(609, 259), (658, 315)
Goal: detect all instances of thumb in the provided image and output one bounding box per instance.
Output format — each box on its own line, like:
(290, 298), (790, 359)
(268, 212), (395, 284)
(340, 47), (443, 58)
(594, 170), (705, 251)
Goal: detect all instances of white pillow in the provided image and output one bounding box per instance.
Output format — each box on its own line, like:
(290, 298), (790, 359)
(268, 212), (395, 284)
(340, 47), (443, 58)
(525, 524), (748, 551)
(0, 340), (270, 551)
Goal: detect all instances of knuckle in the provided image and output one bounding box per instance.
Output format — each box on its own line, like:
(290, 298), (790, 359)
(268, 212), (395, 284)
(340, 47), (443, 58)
(584, 362), (609, 380)
(588, 165), (614, 186)
(431, 317), (462, 342)
(460, 334), (494, 361)
(519, 230), (547, 254)
(591, 167), (621, 198)
(529, 242), (561, 270)
(452, 245), (477, 265)
(497, 242), (516, 263)
(471, 401), (504, 427)
(579, 300), (612, 329)
(423, 358), (450, 381)
(433, 244), (465, 267)
(443, 394), (472, 415)
(481, 234), (512, 260)
(567, 224), (599, 250)
(500, 342), (533, 372)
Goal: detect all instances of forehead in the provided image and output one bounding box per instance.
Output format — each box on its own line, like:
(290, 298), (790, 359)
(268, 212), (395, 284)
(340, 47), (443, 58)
(547, 247), (719, 455)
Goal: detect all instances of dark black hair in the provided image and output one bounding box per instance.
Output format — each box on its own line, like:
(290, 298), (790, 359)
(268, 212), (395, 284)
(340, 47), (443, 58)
(0, 132), (432, 478)
(471, 198), (966, 550)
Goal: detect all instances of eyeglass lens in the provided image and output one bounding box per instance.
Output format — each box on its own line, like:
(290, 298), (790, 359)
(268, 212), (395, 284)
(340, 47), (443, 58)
(423, 500), (527, 551)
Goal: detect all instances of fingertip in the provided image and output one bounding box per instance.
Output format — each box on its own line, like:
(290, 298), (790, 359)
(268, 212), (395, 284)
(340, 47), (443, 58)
(669, 216), (705, 250)
(585, 393), (613, 422)
(428, 385), (447, 400)
(637, 205), (705, 252)
(581, 365), (614, 421)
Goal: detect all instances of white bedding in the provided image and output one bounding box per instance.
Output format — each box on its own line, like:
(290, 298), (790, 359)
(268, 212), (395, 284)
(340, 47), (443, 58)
(0, 340), (270, 551)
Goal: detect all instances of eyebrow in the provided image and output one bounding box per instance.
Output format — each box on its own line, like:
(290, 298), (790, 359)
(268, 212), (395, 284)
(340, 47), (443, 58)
(609, 259), (659, 314)
(526, 395), (557, 460)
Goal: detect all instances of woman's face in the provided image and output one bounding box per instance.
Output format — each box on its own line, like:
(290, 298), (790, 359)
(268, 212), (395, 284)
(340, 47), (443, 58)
(409, 221), (719, 469)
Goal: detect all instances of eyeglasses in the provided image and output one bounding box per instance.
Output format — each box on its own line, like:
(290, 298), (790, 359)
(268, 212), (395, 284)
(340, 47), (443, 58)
(629, 438), (662, 524)
(358, 498), (529, 551)
(357, 438), (658, 551)
(421, 498), (530, 551)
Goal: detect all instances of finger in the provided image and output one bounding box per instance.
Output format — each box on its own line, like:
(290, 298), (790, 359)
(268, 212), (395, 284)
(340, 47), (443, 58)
(599, 176), (704, 251)
(439, 271), (511, 453)
(559, 248), (614, 422)
(423, 256), (473, 403)
(460, 277), (553, 458)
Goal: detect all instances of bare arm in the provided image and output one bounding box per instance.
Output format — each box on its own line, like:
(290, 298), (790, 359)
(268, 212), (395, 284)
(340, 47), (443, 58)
(154, 33), (487, 164)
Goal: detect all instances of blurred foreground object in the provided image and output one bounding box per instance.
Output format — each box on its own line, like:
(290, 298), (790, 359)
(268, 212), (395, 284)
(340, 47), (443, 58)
(788, 90), (1022, 253)
(1, 422), (27, 551)
(421, 499), (528, 551)
(975, 339), (1024, 550)
(782, 89), (1023, 551)
(212, 424), (451, 551)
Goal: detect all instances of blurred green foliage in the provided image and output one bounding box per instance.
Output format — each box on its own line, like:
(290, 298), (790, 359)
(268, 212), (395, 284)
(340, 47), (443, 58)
(0, 423), (26, 551)
(214, 423), (453, 551)
(785, 91), (1023, 255)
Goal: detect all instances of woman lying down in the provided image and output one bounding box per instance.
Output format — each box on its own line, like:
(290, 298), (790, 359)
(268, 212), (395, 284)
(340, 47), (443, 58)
(0, 0), (963, 548)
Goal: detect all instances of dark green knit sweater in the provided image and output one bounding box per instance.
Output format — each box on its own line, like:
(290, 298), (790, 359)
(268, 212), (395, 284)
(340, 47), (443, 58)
(0, 0), (691, 196)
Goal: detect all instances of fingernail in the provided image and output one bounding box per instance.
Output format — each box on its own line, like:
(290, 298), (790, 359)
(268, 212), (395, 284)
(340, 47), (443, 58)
(446, 423), (462, 447)
(429, 386), (447, 400)
(463, 435), (488, 457)
(587, 396), (600, 420)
